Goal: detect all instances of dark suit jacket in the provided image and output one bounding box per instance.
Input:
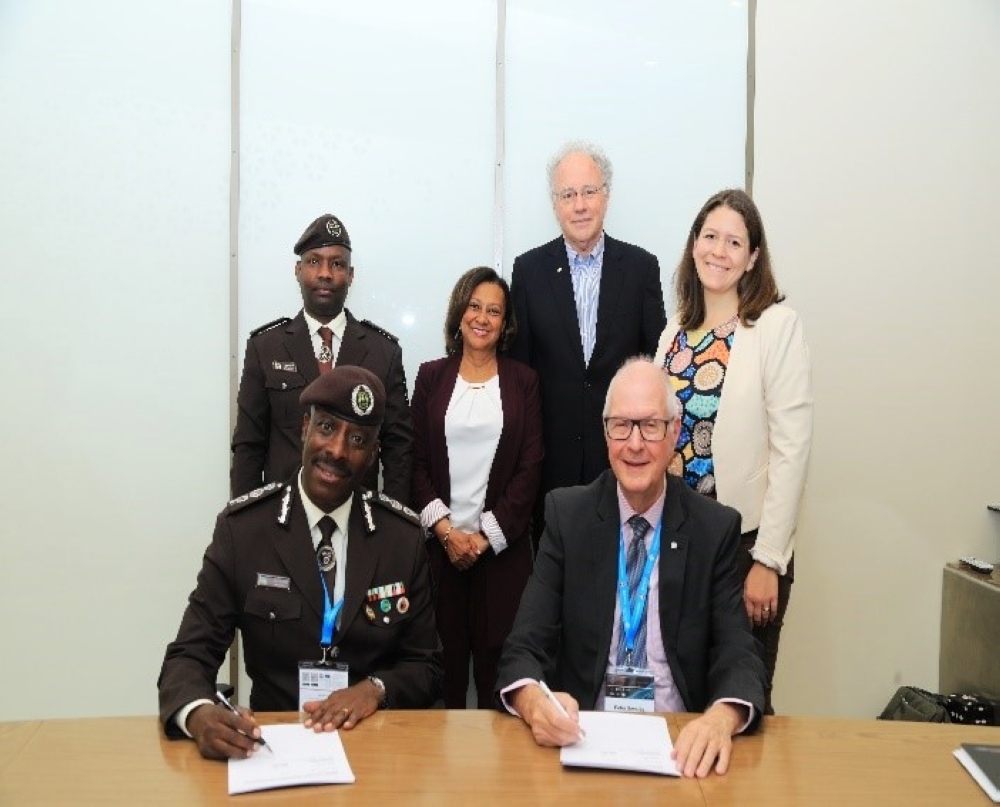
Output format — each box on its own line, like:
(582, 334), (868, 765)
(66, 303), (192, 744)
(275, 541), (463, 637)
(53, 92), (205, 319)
(230, 309), (413, 502)
(508, 235), (665, 494)
(410, 354), (544, 646)
(158, 481), (442, 736)
(495, 471), (766, 724)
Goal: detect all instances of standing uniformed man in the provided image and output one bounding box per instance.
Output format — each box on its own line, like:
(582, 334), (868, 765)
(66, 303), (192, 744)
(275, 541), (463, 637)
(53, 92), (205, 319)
(231, 213), (413, 502)
(159, 365), (442, 760)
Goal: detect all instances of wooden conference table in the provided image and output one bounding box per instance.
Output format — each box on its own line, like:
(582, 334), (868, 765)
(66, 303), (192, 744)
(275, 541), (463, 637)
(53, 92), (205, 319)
(1, 710), (996, 805)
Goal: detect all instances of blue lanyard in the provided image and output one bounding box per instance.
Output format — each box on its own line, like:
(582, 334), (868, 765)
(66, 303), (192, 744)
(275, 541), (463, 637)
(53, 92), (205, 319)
(617, 519), (661, 658)
(318, 570), (344, 648)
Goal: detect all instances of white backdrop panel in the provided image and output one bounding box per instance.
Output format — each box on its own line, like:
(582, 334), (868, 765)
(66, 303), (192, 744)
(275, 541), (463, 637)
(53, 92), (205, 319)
(239, 0), (498, 391)
(504, 0), (748, 304)
(0, 0), (232, 719)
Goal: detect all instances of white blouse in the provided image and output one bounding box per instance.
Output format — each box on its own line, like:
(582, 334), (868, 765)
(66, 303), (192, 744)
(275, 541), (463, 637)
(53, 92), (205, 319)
(445, 375), (503, 533)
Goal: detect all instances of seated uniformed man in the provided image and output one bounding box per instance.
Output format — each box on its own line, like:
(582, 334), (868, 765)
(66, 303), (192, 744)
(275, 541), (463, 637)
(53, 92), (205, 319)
(230, 212), (413, 503)
(158, 365), (442, 760)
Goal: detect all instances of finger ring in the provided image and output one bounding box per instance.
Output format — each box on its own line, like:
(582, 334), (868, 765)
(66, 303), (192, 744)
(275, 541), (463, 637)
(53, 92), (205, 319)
(339, 708), (349, 717)
(763, 607), (771, 613)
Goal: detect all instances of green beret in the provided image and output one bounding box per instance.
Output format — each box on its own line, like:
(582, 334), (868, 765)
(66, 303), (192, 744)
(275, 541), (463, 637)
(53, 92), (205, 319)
(300, 365), (385, 427)
(294, 214), (352, 255)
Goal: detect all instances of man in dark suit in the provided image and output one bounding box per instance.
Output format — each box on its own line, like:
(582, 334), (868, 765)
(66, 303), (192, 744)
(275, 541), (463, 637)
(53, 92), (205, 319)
(508, 143), (666, 534)
(159, 366), (442, 760)
(231, 213), (413, 503)
(495, 358), (765, 778)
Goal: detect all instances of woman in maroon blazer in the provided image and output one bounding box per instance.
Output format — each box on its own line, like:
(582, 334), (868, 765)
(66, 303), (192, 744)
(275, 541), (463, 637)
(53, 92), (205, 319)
(411, 267), (544, 708)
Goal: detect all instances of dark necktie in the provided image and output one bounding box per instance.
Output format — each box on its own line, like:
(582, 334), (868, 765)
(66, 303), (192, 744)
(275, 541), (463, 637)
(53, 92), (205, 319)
(617, 515), (651, 667)
(318, 326), (333, 374)
(316, 516), (337, 599)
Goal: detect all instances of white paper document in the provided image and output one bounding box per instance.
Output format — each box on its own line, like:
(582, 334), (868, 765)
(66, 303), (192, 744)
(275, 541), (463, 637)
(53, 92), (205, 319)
(560, 711), (679, 776)
(227, 723), (355, 795)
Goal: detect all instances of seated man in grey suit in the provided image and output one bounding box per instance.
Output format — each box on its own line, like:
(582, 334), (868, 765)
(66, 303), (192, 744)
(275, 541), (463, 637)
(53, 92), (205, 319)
(495, 357), (765, 778)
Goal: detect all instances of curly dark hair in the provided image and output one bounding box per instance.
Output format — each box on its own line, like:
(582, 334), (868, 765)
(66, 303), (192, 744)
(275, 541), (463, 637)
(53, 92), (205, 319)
(443, 266), (517, 355)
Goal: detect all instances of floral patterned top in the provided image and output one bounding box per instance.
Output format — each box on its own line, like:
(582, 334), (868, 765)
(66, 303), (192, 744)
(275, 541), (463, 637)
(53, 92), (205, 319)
(661, 316), (738, 495)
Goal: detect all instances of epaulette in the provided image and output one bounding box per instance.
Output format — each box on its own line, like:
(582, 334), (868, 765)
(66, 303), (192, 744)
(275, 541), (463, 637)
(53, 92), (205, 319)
(250, 317), (292, 338)
(359, 319), (399, 343)
(363, 490), (420, 525)
(225, 481), (285, 514)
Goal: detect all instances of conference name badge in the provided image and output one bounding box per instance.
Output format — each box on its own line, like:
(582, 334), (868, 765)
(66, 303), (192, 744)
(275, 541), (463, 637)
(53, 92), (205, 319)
(298, 660), (349, 716)
(604, 668), (655, 714)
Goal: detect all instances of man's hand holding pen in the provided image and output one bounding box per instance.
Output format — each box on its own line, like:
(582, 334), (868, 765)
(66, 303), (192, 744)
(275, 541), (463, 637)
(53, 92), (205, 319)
(512, 681), (585, 747)
(187, 699), (265, 760)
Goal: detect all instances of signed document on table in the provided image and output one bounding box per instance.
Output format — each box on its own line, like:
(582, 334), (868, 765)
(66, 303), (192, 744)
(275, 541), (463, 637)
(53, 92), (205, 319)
(228, 724), (355, 795)
(560, 712), (679, 776)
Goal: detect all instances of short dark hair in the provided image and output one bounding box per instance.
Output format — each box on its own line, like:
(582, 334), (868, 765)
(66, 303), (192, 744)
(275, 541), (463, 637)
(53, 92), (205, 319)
(443, 267), (517, 355)
(674, 188), (784, 330)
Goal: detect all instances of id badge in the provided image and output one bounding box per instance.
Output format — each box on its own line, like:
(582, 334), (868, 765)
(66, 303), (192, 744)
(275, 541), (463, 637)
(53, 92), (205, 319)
(298, 660), (349, 715)
(604, 666), (655, 713)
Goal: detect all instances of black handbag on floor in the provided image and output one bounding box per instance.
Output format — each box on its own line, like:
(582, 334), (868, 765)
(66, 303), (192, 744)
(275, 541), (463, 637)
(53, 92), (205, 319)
(945, 693), (1000, 726)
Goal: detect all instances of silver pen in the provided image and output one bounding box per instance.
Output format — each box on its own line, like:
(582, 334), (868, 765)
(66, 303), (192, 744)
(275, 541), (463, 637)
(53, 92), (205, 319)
(216, 690), (274, 754)
(537, 680), (586, 739)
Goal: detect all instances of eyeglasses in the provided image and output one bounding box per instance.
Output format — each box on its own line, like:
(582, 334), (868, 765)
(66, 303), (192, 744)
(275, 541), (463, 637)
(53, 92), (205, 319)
(552, 184), (608, 205)
(603, 417), (673, 442)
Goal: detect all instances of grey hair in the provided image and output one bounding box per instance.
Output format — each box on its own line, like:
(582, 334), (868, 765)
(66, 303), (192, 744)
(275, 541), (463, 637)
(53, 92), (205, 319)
(603, 355), (682, 422)
(546, 141), (613, 194)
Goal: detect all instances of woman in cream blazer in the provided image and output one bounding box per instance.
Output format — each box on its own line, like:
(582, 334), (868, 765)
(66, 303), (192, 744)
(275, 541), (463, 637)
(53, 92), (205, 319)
(654, 189), (812, 713)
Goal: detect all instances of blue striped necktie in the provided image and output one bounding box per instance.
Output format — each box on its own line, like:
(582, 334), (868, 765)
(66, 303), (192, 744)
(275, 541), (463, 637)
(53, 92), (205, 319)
(617, 515), (651, 667)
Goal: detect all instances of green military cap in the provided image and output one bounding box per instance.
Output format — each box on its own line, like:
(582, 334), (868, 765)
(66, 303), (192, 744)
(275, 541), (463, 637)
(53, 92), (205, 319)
(300, 365), (385, 427)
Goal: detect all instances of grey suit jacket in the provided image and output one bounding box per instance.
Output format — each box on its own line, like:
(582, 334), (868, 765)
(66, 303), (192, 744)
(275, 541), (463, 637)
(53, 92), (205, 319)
(495, 470), (766, 725)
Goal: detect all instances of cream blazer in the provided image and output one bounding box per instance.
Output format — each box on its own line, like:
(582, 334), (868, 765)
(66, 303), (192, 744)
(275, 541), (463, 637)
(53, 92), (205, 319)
(654, 304), (813, 575)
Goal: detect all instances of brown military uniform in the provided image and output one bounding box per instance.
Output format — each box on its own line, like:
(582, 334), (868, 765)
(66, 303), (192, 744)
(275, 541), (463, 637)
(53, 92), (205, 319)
(158, 481), (441, 735)
(230, 309), (413, 501)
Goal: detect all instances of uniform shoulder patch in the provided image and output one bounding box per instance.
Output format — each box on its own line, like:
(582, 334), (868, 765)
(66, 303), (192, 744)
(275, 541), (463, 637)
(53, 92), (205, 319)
(358, 319), (399, 343)
(250, 317), (292, 338)
(365, 490), (420, 525)
(225, 481), (285, 514)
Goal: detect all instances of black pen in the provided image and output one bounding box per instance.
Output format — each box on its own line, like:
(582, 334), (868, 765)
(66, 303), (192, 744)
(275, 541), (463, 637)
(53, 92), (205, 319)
(216, 690), (274, 754)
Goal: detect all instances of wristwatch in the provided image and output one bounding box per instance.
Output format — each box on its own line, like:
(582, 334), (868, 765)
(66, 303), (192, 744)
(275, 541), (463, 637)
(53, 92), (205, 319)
(368, 675), (388, 709)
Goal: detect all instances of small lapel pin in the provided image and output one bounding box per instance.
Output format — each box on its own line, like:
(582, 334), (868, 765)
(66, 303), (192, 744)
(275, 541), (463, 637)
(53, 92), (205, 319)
(556, 266), (562, 273)
(670, 541), (678, 550)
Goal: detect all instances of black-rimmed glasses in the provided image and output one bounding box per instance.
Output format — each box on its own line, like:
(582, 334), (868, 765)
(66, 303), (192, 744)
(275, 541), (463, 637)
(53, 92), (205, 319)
(603, 417), (672, 442)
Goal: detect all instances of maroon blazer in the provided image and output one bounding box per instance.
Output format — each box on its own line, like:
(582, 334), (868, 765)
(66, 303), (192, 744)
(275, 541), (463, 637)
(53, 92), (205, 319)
(411, 354), (543, 549)
(411, 354), (543, 651)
